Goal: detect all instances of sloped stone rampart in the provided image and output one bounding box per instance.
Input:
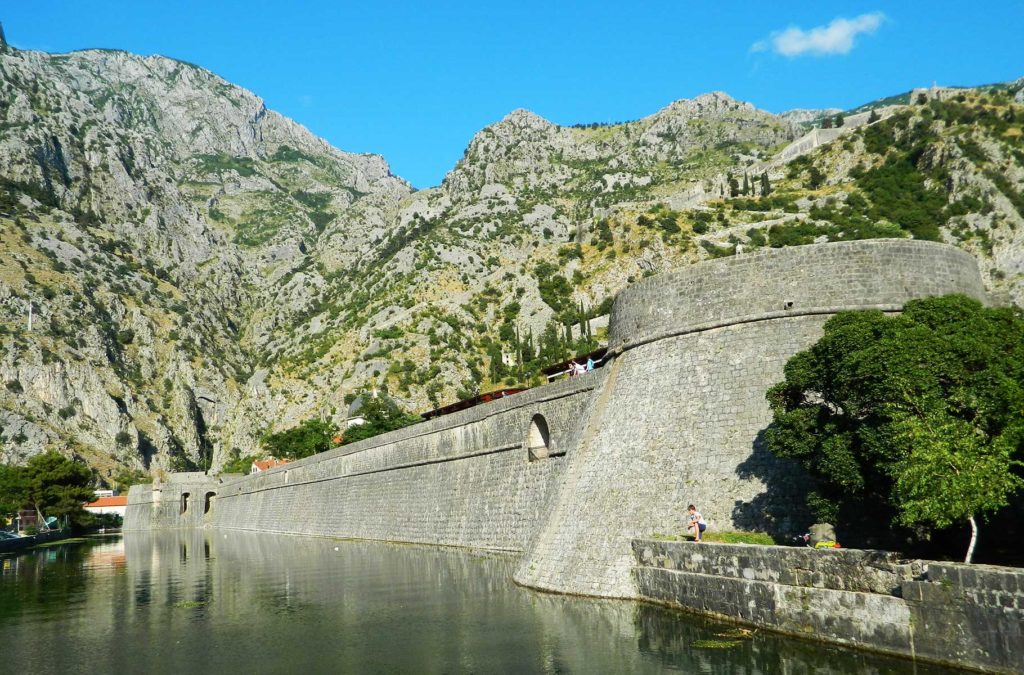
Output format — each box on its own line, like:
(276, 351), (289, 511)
(515, 240), (986, 598)
(127, 372), (605, 552)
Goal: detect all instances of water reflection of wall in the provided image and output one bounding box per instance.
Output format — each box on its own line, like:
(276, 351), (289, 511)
(2, 534), (961, 674)
(119, 531), (668, 672)
(0, 537), (130, 670)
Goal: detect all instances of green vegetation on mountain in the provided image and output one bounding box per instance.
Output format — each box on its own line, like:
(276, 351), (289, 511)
(340, 394), (421, 445)
(261, 418), (339, 460)
(0, 41), (1021, 486)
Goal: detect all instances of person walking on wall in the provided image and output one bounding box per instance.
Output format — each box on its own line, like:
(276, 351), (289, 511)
(686, 505), (706, 542)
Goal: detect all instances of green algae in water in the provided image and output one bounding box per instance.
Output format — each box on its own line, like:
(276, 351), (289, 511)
(693, 638), (743, 649)
(173, 600), (209, 609)
(32, 537), (89, 548)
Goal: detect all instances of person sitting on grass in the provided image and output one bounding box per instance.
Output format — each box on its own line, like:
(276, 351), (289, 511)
(686, 504), (706, 542)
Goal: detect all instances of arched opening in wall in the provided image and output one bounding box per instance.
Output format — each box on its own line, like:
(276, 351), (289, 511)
(180, 492), (190, 514)
(203, 491), (216, 515)
(527, 414), (552, 462)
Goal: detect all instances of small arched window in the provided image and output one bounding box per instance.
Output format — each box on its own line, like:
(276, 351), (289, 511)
(180, 492), (190, 514)
(203, 491), (216, 515)
(527, 414), (552, 462)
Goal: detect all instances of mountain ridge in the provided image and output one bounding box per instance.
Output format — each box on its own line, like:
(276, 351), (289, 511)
(1, 42), (1022, 486)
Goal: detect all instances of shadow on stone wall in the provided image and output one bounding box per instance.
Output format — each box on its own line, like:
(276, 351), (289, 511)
(733, 430), (1024, 564)
(731, 430), (810, 539)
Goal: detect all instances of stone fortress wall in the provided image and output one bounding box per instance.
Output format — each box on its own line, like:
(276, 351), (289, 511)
(632, 539), (1024, 673)
(513, 239), (986, 597)
(125, 472), (222, 530)
(127, 239), (987, 592)
(128, 370), (607, 552)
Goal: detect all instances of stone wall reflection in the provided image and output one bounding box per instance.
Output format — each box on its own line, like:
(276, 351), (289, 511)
(1, 534), (963, 674)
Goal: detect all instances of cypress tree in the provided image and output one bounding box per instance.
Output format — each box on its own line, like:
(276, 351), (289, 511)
(742, 173), (750, 196)
(760, 172), (771, 196)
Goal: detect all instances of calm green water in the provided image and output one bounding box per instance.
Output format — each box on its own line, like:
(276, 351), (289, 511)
(0, 532), (964, 674)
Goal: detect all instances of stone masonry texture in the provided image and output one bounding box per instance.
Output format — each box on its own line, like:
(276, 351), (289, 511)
(632, 540), (1024, 674)
(127, 372), (606, 553)
(127, 240), (988, 598)
(515, 240), (986, 598)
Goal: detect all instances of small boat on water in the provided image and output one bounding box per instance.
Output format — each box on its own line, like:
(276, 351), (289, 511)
(0, 529), (73, 554)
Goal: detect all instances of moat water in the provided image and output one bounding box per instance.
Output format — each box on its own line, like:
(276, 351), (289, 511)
(0, 532), (967, 674)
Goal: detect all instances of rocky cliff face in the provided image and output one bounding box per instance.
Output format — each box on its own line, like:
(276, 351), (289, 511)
(1, 43), (1021, 484)
(0, 46), (409, 477)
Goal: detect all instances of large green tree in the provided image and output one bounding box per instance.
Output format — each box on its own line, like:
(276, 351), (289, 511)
(0, 463), (28, 515)
(342, 394), (421, 446)
(262, 418), (339, 460)
(0, 452), (95, 528)
(765, 295), (1024, 561)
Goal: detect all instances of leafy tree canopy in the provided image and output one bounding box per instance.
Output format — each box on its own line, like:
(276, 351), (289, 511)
(0, 464), (27, 514)
(765, 295), (1024, 561)
(220, 449), (258, 475)
(112, 467), (149, 494)
(261, 418), (339, 461)
(0, 452), (95, 527)
(342, 394), (421, 446)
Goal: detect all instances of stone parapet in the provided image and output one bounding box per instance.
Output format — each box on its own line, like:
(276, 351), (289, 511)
(632, 539), (1024, 674)
(903, 562), (1024, 674)
(608, 239), (985, 353)
(632, 539), (922, 595)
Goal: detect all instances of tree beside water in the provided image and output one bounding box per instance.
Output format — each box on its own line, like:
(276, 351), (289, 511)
(341, 394), (421, 445)
(0, 451), (95, 529)
(765, 295), (1024, 563)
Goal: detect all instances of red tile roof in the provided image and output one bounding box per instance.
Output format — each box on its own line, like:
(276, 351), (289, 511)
(86, 496), (128, 508)
(252, 458), (290, 472)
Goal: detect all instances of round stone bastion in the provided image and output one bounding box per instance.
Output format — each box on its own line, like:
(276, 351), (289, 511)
(515, 239), (987, 599)
(607, 238), (986, 353)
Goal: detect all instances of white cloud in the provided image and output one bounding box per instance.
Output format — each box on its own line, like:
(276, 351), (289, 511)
(753, 12), (885, 57)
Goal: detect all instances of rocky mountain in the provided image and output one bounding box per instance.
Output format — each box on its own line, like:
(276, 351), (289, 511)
(778, 108), (843, 127)
(1, 40), (1022, 485)
(0, 45), (408, 476)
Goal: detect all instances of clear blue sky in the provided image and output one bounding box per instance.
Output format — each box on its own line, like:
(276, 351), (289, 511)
(4, 2), (1022, 188)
